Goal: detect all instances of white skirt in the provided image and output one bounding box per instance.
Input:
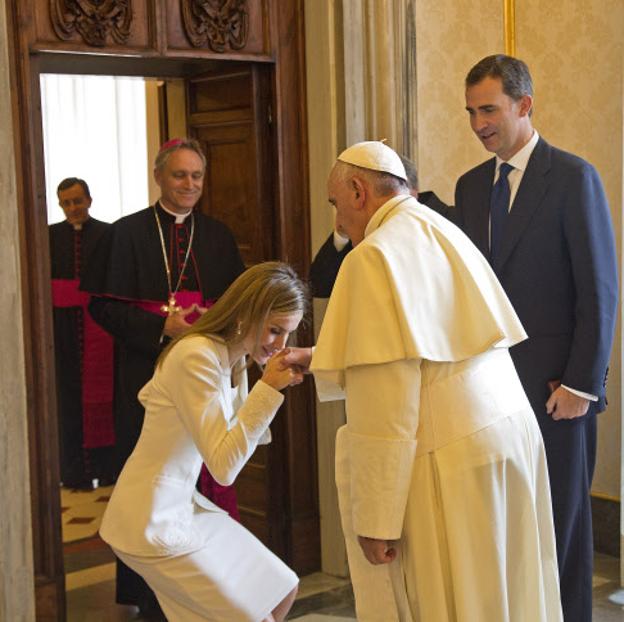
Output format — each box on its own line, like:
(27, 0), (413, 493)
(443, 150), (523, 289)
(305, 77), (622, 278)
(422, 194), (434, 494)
(114, 510), (298, 622)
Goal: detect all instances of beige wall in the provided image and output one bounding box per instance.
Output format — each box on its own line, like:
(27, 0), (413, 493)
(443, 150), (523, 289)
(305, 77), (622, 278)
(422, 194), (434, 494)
(0, 0), (36, 616)
(414, 0), (503, 203)
(516, 0), (623, 499)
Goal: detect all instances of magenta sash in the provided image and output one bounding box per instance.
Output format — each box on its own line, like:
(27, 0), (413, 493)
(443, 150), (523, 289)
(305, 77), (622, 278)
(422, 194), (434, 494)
(51, 279), (114, 448)
(199, 464), (240, 520)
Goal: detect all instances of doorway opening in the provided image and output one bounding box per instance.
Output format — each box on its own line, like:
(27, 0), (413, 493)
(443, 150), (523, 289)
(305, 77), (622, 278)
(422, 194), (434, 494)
(38, 54), (315, 618)
(43, 70), (191, 619)
(42, 73), (150, 225)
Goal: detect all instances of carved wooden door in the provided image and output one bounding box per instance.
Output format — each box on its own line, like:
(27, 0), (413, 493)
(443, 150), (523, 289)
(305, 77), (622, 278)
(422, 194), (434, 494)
(188, 64), (274, 265)
(8, 0), (315, 617)
(187, 63), (302, 559)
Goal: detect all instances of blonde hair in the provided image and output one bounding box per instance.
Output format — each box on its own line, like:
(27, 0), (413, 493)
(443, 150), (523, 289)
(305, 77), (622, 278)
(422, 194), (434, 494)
(158, 261), (308, 367)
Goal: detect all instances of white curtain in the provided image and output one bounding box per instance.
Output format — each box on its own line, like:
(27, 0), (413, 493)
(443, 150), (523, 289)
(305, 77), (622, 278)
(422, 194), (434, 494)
(41, 74), (149, 224)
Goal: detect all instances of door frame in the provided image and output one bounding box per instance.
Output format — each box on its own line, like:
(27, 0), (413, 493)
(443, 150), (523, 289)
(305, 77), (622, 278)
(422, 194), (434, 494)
(6, 1), (315, 619)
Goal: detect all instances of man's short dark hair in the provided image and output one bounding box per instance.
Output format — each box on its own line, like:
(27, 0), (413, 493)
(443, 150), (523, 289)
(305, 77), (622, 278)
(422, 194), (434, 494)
(57, 177), (91, 199)
(466, 54), (533, 102)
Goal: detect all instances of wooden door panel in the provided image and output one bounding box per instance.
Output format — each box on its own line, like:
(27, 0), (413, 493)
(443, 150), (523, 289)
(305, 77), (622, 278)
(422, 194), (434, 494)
(31, 0), (156, 52)
(236, 460), (269, 512)
(236, 462), (270, 547)
(190, 70), (253, 113)
(241, 514), (270, 547)
(164, 0), (270, 57)
(189, 66), (274, 265)
(186, 61), (319, 571)
(195, 124), (261, 263)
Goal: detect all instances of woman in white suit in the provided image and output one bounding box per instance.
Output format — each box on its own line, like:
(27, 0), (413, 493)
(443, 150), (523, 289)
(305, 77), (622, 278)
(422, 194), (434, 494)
(99, 262), (307, 621)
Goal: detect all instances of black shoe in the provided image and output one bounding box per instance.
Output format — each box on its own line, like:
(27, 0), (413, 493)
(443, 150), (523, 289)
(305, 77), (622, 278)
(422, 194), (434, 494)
(138, 594), (166, 620)
(62, 479), (96, 491)
(138, 603), (166, 620)
(96, 475), (117, 487)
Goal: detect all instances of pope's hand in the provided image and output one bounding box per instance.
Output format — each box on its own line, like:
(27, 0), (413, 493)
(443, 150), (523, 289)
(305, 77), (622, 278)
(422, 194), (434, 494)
(279, 346), (313, 373)
(357, 536), (397, 565)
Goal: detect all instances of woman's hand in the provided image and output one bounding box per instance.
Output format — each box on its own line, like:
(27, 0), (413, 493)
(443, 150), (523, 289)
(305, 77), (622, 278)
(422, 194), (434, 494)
(261, 349), (304, 391)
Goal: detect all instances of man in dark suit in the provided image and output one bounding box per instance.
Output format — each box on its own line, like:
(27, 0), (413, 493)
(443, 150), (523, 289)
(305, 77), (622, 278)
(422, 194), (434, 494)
(452, 55), (617, 622)
(309, 154), (449, 297)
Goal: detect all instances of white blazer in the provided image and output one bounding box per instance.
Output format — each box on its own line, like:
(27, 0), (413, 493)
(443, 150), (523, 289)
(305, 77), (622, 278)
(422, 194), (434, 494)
(99, 335), (283, 557)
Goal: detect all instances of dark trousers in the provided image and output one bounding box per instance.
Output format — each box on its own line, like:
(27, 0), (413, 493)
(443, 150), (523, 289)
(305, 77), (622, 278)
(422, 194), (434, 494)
(536, 408), (596, 622)
(116, 558), (164, 615)
(511, 340), (597, 622)
(540, 413), (597, 622)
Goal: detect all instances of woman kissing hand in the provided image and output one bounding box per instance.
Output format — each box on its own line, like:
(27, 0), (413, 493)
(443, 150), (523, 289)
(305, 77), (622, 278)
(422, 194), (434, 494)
(261, 349), (304, 391)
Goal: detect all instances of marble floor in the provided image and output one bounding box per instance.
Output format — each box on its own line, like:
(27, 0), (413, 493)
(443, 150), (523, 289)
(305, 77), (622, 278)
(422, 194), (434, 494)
(61, 484), (114, 543)
(62, 486), (624, 621)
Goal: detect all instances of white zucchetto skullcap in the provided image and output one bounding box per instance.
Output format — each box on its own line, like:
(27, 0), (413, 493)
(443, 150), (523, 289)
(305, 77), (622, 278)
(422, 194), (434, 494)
(337, 141), (407, 181)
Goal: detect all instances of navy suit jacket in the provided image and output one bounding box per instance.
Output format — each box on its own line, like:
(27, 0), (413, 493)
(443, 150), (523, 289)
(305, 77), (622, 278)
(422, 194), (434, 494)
(453, 137), (617, 415)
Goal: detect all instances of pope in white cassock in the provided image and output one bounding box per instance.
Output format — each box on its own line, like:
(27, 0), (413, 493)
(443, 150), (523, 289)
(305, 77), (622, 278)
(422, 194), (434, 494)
(286, 141), (562, 621)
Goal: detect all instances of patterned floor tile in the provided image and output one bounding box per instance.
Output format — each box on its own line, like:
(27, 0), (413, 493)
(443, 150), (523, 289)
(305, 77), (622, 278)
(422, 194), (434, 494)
(60, 487), (624, 622)
(67, 517), (95, 525)
(62, 485), (113, 543)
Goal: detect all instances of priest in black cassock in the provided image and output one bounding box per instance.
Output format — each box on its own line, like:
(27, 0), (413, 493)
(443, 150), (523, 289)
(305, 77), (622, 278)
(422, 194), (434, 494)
(50, 177), (114, 489)
(81, 139), (245, 617)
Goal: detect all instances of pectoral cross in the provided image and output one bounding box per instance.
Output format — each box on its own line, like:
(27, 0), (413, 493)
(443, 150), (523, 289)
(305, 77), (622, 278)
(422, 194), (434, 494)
(160, 294), (181, 316)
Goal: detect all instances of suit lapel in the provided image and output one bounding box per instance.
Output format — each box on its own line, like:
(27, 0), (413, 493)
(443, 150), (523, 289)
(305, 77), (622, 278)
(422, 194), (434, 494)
(493, 138), (551, 273)
(463, 159), (495, 258)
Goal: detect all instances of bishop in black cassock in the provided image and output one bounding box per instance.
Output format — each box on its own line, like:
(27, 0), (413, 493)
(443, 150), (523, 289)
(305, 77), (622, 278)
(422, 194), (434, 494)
(82, 202), (244, 477)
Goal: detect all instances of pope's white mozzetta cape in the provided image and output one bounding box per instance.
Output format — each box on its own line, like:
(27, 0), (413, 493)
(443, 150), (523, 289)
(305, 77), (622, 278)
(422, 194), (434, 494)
(310, 194), (562, 621)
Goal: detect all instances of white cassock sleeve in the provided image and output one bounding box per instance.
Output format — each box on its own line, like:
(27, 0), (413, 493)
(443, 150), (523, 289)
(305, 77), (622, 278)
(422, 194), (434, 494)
(344, 357), (421, 540)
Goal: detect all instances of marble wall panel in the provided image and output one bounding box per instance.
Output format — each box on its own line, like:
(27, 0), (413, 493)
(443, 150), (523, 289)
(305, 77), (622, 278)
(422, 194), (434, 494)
(0, 0), (36, 617)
